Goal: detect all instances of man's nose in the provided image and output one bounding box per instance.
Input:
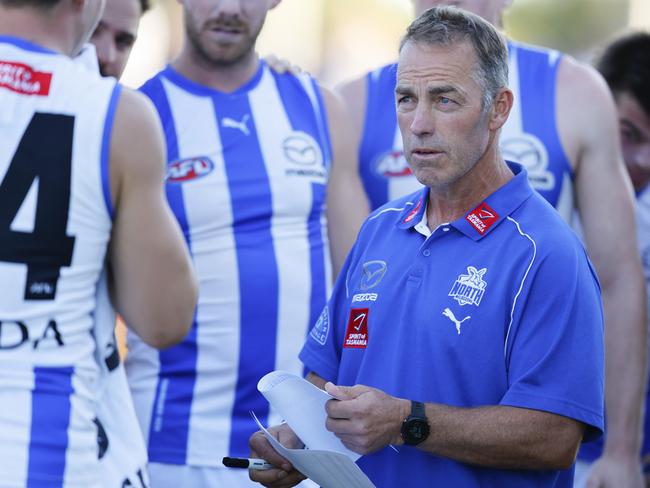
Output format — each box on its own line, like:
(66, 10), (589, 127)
(409, 103), (435, 136)
(629, 143), (650, 171)
(215, 0), (244, 16)
(95, 34), (117, 65)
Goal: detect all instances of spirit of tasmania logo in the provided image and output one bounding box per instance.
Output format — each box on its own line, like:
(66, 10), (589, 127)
(448, 266), (488, 307)
(0, 61), (52, 96)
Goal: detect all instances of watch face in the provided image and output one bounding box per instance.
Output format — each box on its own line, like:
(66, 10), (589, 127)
(402, 418), (430, 445)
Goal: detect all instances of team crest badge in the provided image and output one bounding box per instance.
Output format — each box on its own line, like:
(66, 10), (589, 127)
(309, 306), (330, 345)
(448, 266), (488, 307)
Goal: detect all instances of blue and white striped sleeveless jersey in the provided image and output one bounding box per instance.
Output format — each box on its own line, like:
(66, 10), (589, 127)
(0, 36), (119, 487)
(125, 62), (333, 466)
(359, 41), (575, 220)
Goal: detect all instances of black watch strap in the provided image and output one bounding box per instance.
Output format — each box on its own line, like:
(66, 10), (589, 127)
(411, 400), (426, 419)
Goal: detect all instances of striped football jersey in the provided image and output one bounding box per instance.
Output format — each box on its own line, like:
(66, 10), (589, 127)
(0, 35), (119, 487)
(126, 62), (333, 467)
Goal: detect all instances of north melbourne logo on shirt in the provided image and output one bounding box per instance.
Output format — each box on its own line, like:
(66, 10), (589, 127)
(466, 202), (499, 235)
(448, 266), (488, 307)
(0, 61), (52, 96)
(343, 308), (369, 349)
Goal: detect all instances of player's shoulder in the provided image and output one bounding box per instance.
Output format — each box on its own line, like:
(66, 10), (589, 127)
(554, 49), (615, 137)
(337, 61), (396, 95)
(556, 53), (610, 100)
(138, 68), (169, 98)
(509, 39), (562, 59)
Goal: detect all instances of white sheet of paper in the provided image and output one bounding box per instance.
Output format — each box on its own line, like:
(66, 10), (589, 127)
(252, 413), (375, 488)
(257, 370), (360, 460)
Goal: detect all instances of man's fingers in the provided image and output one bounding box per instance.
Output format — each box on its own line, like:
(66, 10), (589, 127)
(325, 382), (354, 400)
(249, 467), (307, 488)
(325, 416), (361, 435)
(325, 382), (371, 400)
(249, 431), (293, 472)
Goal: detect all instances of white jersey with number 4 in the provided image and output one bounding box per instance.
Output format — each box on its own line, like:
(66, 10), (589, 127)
(0, 36), (119, 487)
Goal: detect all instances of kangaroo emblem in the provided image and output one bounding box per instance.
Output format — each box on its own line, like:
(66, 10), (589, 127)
(222, 114), (251, 136)
(442, 308), (471, 335)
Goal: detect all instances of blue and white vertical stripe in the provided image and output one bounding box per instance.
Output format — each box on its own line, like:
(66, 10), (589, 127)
(127, 63), (332, 466)
(497, 41), (574, 221)
(0, 366), (100, 487)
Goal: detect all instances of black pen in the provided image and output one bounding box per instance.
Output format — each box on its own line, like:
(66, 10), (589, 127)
(222, 457), (274, 471)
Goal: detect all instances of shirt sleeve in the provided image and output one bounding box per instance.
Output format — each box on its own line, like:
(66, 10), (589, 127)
(500, 243), (605, 442)
(299, 240), (359, 383)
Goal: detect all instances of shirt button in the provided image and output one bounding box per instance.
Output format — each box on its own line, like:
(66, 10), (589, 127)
(422, 249), (431, 257)
(442, 227), (450, 232)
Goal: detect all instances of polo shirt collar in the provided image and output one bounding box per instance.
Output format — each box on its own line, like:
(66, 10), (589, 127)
(396, 162), (534, 241)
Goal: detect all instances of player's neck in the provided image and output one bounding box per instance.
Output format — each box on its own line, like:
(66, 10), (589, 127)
(172, 46), (260, 94)
(0, 8), (76, 56)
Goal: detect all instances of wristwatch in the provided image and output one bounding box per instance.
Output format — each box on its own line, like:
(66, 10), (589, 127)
(400, 400), (430, 445)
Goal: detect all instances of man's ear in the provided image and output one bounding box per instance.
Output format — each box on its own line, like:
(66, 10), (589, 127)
(488, 87), (514, 131)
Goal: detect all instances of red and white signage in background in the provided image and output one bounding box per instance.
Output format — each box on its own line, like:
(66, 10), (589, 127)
(466, 202), (499, 235)
(0, 61), (52, 96)
(343, 308), (369, 349)
(376, 150), (413, 177)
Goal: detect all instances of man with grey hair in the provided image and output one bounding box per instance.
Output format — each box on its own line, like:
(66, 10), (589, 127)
(340, 1), (645, 485)
(248, 7), (605, 487)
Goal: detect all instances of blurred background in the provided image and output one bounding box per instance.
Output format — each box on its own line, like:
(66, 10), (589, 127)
(122, 0), (650, 89)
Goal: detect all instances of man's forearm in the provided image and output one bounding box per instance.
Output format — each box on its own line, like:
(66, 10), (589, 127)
(417, 404), (584, 470)
(601, 270), (647, 457)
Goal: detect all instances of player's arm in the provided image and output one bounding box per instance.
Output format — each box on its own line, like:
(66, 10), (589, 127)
(322, 86), (369, 276)
(107, 88), (198, 349)
(334, 75), (367, 152)
(558, 58), (647, 476)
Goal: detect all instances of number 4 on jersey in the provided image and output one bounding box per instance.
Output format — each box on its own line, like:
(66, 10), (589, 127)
(0, 113), (76, 300)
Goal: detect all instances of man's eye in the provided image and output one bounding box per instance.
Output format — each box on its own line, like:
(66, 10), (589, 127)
(621, 127), (641, 144)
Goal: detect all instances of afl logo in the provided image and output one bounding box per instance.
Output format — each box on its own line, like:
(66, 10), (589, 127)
(500, 135), (554, 191)
(166, 156), (215, 183)
(375, 150), (412, 178)
(283, 132), (322, 166)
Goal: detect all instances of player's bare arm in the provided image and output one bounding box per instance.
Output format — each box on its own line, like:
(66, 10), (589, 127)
(557, 56), (646, 481)
(322, 86), (369, 275)
(335, 75), (368, 153)
(108, 88), (198, 349)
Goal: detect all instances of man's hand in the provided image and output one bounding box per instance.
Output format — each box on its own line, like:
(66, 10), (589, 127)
(585, 454), (644, 488)
(324, 382), (409, 455)
(264, 54), (303, 75)
(248, 424), (307, 487)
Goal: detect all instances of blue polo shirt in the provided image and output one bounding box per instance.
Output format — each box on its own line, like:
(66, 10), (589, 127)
(299, 163), (604, 488)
